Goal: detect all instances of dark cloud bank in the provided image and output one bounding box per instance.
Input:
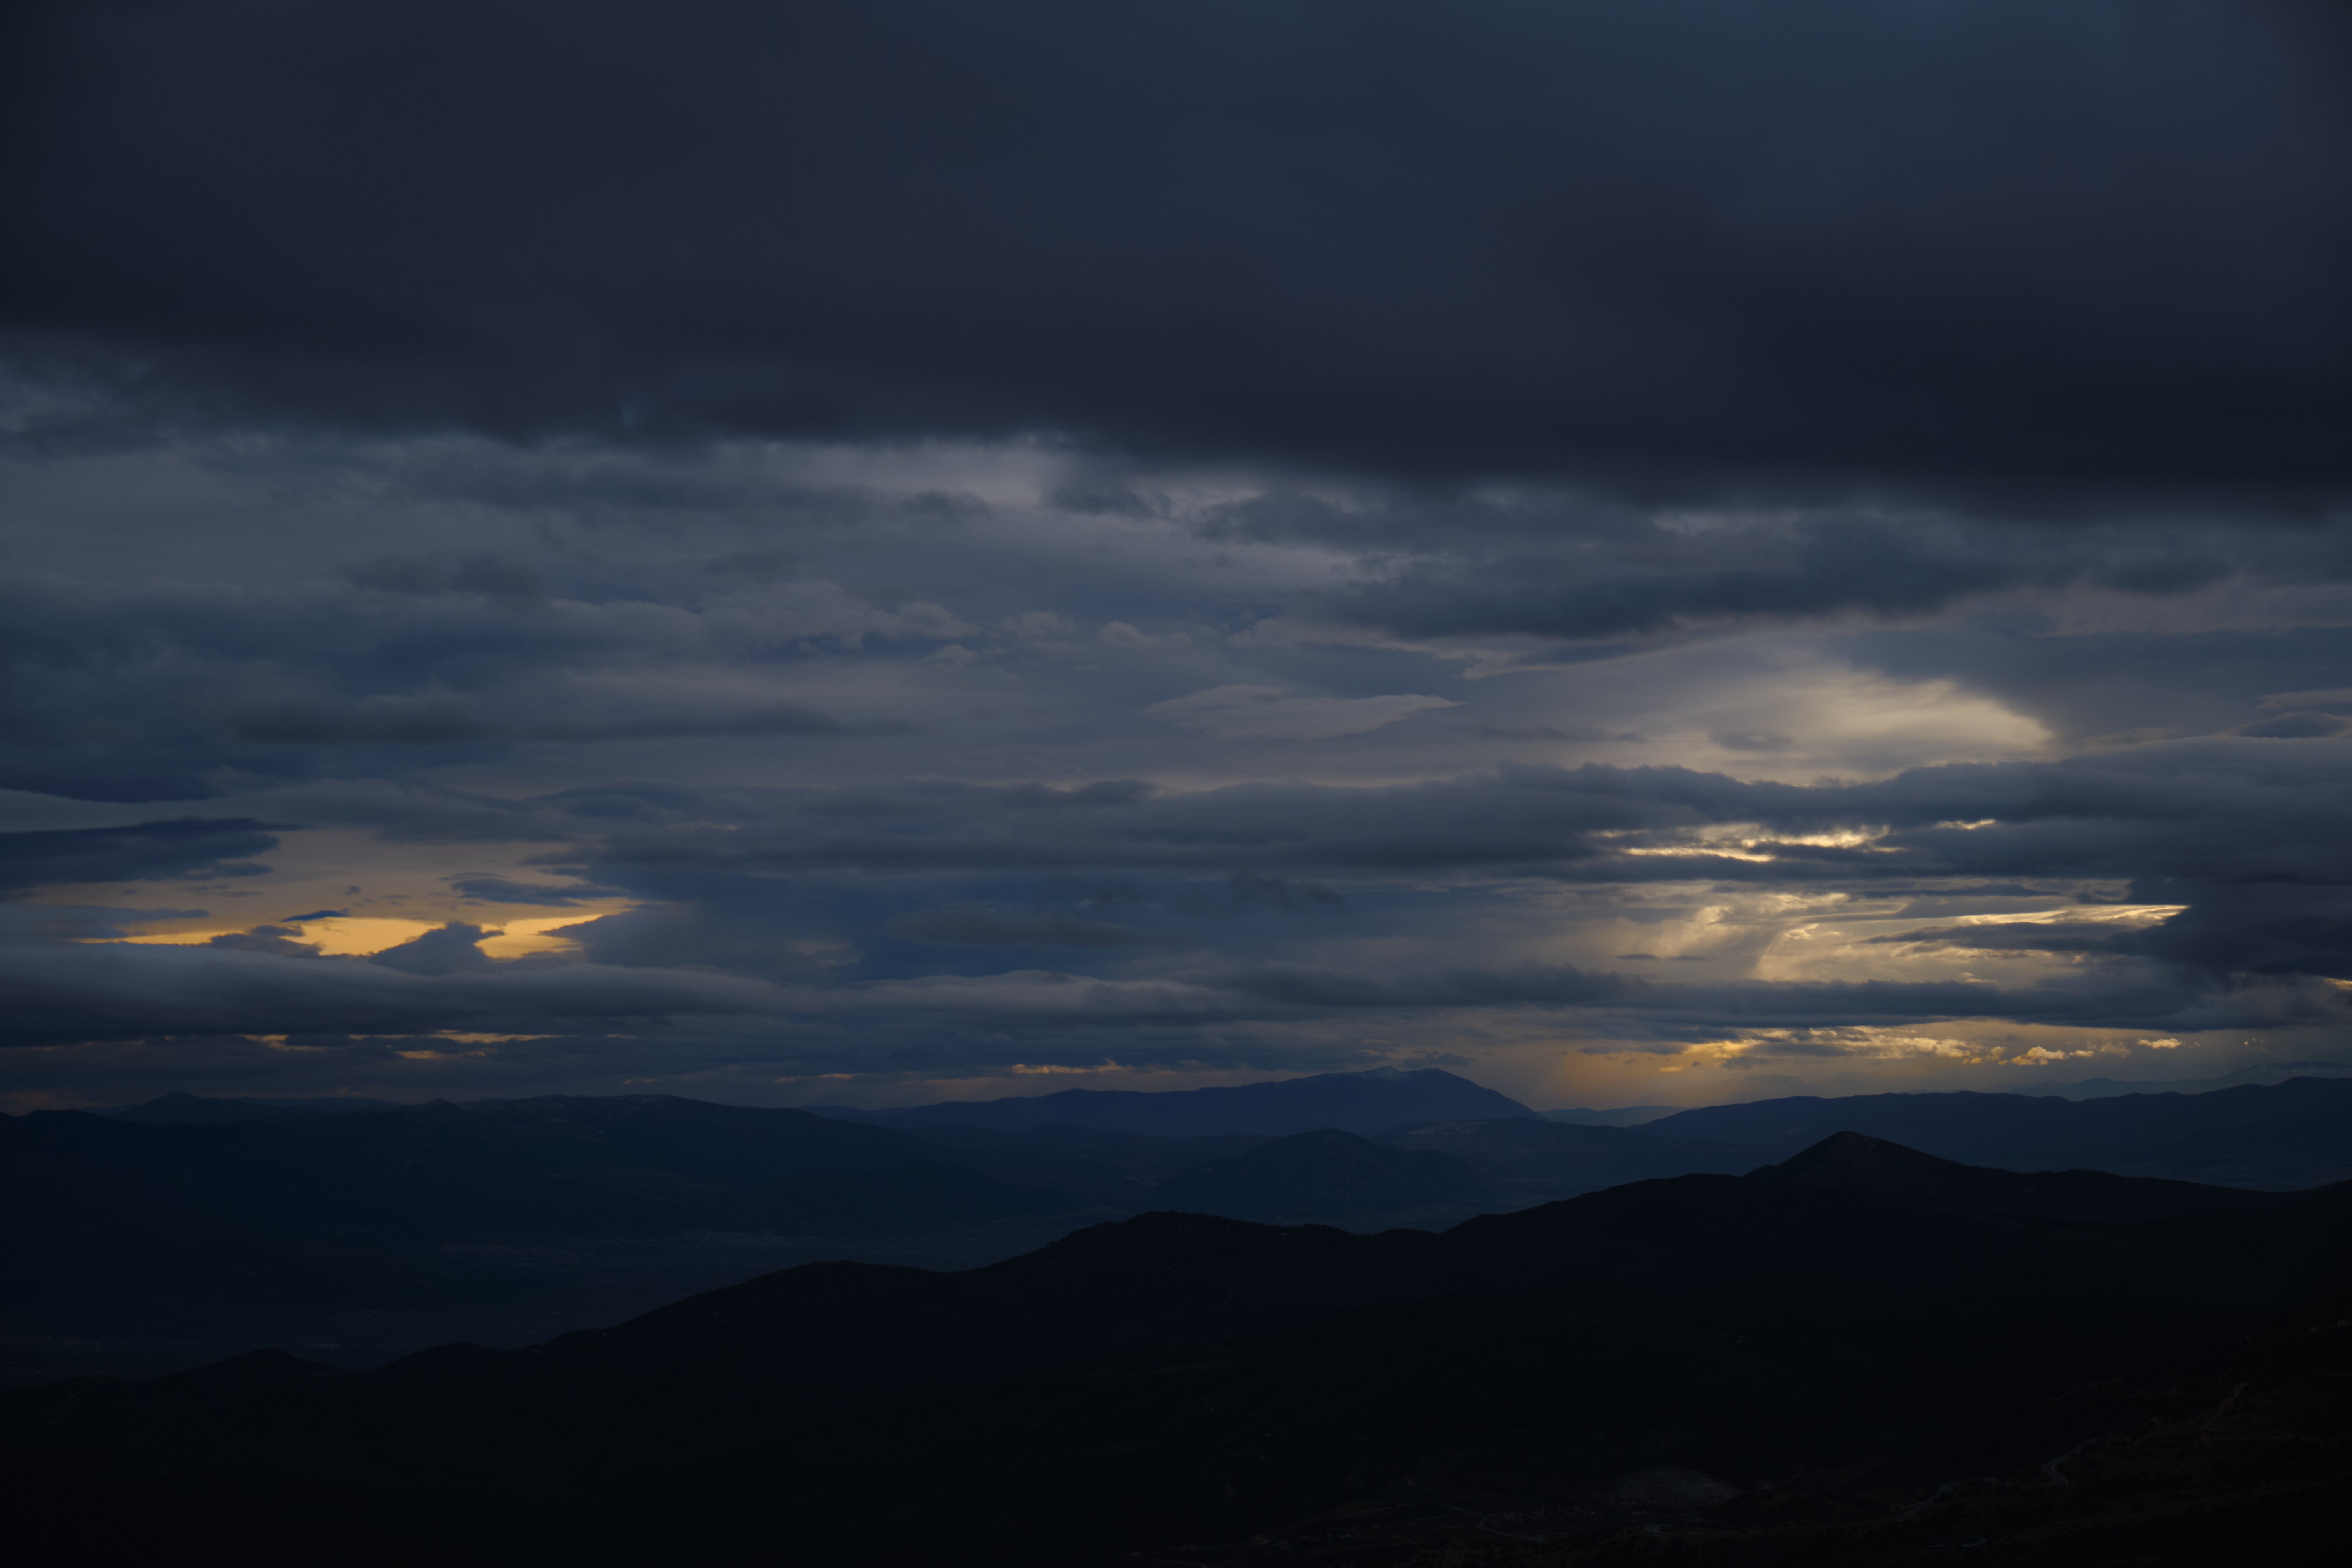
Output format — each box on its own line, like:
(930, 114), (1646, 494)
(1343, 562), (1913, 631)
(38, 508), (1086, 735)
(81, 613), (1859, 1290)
(10, 0), (2350, 494)
(3, 2), (2350, 1108)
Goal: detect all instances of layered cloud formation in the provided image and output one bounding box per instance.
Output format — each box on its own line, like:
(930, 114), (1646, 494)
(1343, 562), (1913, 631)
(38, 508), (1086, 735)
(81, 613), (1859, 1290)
(3, 2), (2349, 1108)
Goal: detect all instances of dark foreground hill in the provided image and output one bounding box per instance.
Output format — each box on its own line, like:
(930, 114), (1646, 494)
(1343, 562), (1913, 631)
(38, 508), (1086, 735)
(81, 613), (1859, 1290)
(7, 1134), (2347, 1567)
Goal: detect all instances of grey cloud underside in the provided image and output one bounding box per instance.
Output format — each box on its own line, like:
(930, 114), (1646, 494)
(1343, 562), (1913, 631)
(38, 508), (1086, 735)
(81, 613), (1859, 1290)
(0, 937), (793, 1047)
(7, 0), (2349, 497)
(0, 921), (2257, 1057)
(0, 569), (942, 798)
(0, 819), (280, 895)
(563, 744), (2352, 889)
(0, 468), (2342, 808)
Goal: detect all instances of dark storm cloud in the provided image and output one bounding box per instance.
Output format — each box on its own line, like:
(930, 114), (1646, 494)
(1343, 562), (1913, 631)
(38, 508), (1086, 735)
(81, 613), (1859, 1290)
(574, 745), (2328, 880)
(1840, 624), (2352, 748)
(1192, 483), (2350, 654)
(1316, 513), (2204, 643)
(0, 819), (279, 894)
(0, 569), (932, 798)
(887, 905), (1198, 950)
(7, 0), (2348, 495)
(564, 739), (2352, 986)
(446, 876), (610, 908)
(1214, 963), (2224, 1035)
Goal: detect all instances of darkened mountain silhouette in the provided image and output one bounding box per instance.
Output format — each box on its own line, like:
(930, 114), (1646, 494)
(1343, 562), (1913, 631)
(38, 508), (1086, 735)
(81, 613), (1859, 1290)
(1743, 1129), (2299, 1221)
(1642, 1075), (2352, 1188)
(810, 1063), (1535, 1134)
(1373, 1114), (1749, 1200)
(1149, 1128), (1483, 1221)
(20, 1073), (2352, 1390)
(1, 1094), (1502, 1385)
(1541, 1103), (1679, 1125)
(2040, 1057), (2352, 1099)
(7, 1135), (2347, 1567)
(899, 1119), (1270, 1179)
(0, 1097), (1094, 1386)
(5, 1096), (1068, 1239)
(100, 1091), (403, 1124)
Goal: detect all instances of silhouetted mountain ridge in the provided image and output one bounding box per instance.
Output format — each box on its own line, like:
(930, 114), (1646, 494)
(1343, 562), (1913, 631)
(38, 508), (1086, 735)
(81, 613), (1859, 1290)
(9, 1133), (2348, 1566)
(1642, 1074), (2352, 1188)
(1148, 1128), (1481, 1221)
(808, 1064), (1535, 1134)
(17, 1074), (2352, 1389)
(1744, 1130), (2300, 1221)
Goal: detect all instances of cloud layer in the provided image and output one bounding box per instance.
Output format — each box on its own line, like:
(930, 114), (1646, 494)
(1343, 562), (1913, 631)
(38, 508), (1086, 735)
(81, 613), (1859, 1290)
(3, 3), (2350, 1110)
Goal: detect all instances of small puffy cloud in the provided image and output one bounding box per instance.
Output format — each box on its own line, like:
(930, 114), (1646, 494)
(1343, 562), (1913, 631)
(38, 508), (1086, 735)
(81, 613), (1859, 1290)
(206, 924), (322, 958)
(1143, 685), (1458, 740)
(447, 876), (610, 907)
(367, 922), (497, 976)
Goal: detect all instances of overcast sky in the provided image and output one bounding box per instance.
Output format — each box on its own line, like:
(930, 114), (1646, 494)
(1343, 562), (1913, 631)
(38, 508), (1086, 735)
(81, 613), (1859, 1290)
(5, 0), (2351, 1112)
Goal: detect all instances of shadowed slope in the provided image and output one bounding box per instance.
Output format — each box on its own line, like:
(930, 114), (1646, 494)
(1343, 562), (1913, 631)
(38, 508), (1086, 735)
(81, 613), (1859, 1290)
(9, 1134), (2350, 1567)
(1150, 1128), (1482, 1221)
(1643, 1077), (2352, 1188)
(1744, 1130), (2301, 1221)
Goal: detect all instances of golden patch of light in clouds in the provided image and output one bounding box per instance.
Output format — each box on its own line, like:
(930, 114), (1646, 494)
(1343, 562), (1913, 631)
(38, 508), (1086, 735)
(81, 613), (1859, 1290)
(97, 909), (622, 959)
(1669, 1023), (2195, 1072)
(1752, 900), (2183, 984)
(1637, 663), (2054, 784)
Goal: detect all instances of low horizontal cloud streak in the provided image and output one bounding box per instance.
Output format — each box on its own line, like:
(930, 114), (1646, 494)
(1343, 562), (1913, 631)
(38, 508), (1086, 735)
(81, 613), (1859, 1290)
(0, 940), (793, 1048)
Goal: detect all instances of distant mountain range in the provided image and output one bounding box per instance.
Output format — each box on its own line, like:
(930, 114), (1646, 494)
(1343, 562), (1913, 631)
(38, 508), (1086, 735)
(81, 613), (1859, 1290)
(16, 1069), (2352, 1387)
(97, 1092), (403, 1122)
(1542, 1103), (1679, 1125)
(2034, 1056), (2352, 1099)
(1636, 1074), (2352, 1188)
(8, 1132), (2345, 1566)
(807, 1063), (1535, 1133)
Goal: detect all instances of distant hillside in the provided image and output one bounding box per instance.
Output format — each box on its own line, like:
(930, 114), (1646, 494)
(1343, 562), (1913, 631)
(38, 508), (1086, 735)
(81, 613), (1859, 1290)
(0, 1096), (1102, 1386)
(1742, 1130), (2298, 1222)
(1374, 1115), (1744, 1200)
(1641, 1075), (2352, 1188)
(810, 1065), (1535, 1135)
(23, 1074), (2352, 1389)
(1541, 1105), (1678, 1126)
(99, 1092), (404, 1123)
(2038, 1058), (2352, 1100)
(1152, 1129), (1483, 1223)
(0, 1087), (1516, 1386)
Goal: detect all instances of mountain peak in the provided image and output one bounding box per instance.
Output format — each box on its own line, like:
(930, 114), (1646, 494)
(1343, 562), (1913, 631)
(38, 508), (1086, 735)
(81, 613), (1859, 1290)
(1745, 1129), (2285, 1221)
(1751, 1129), (1971, 1185)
